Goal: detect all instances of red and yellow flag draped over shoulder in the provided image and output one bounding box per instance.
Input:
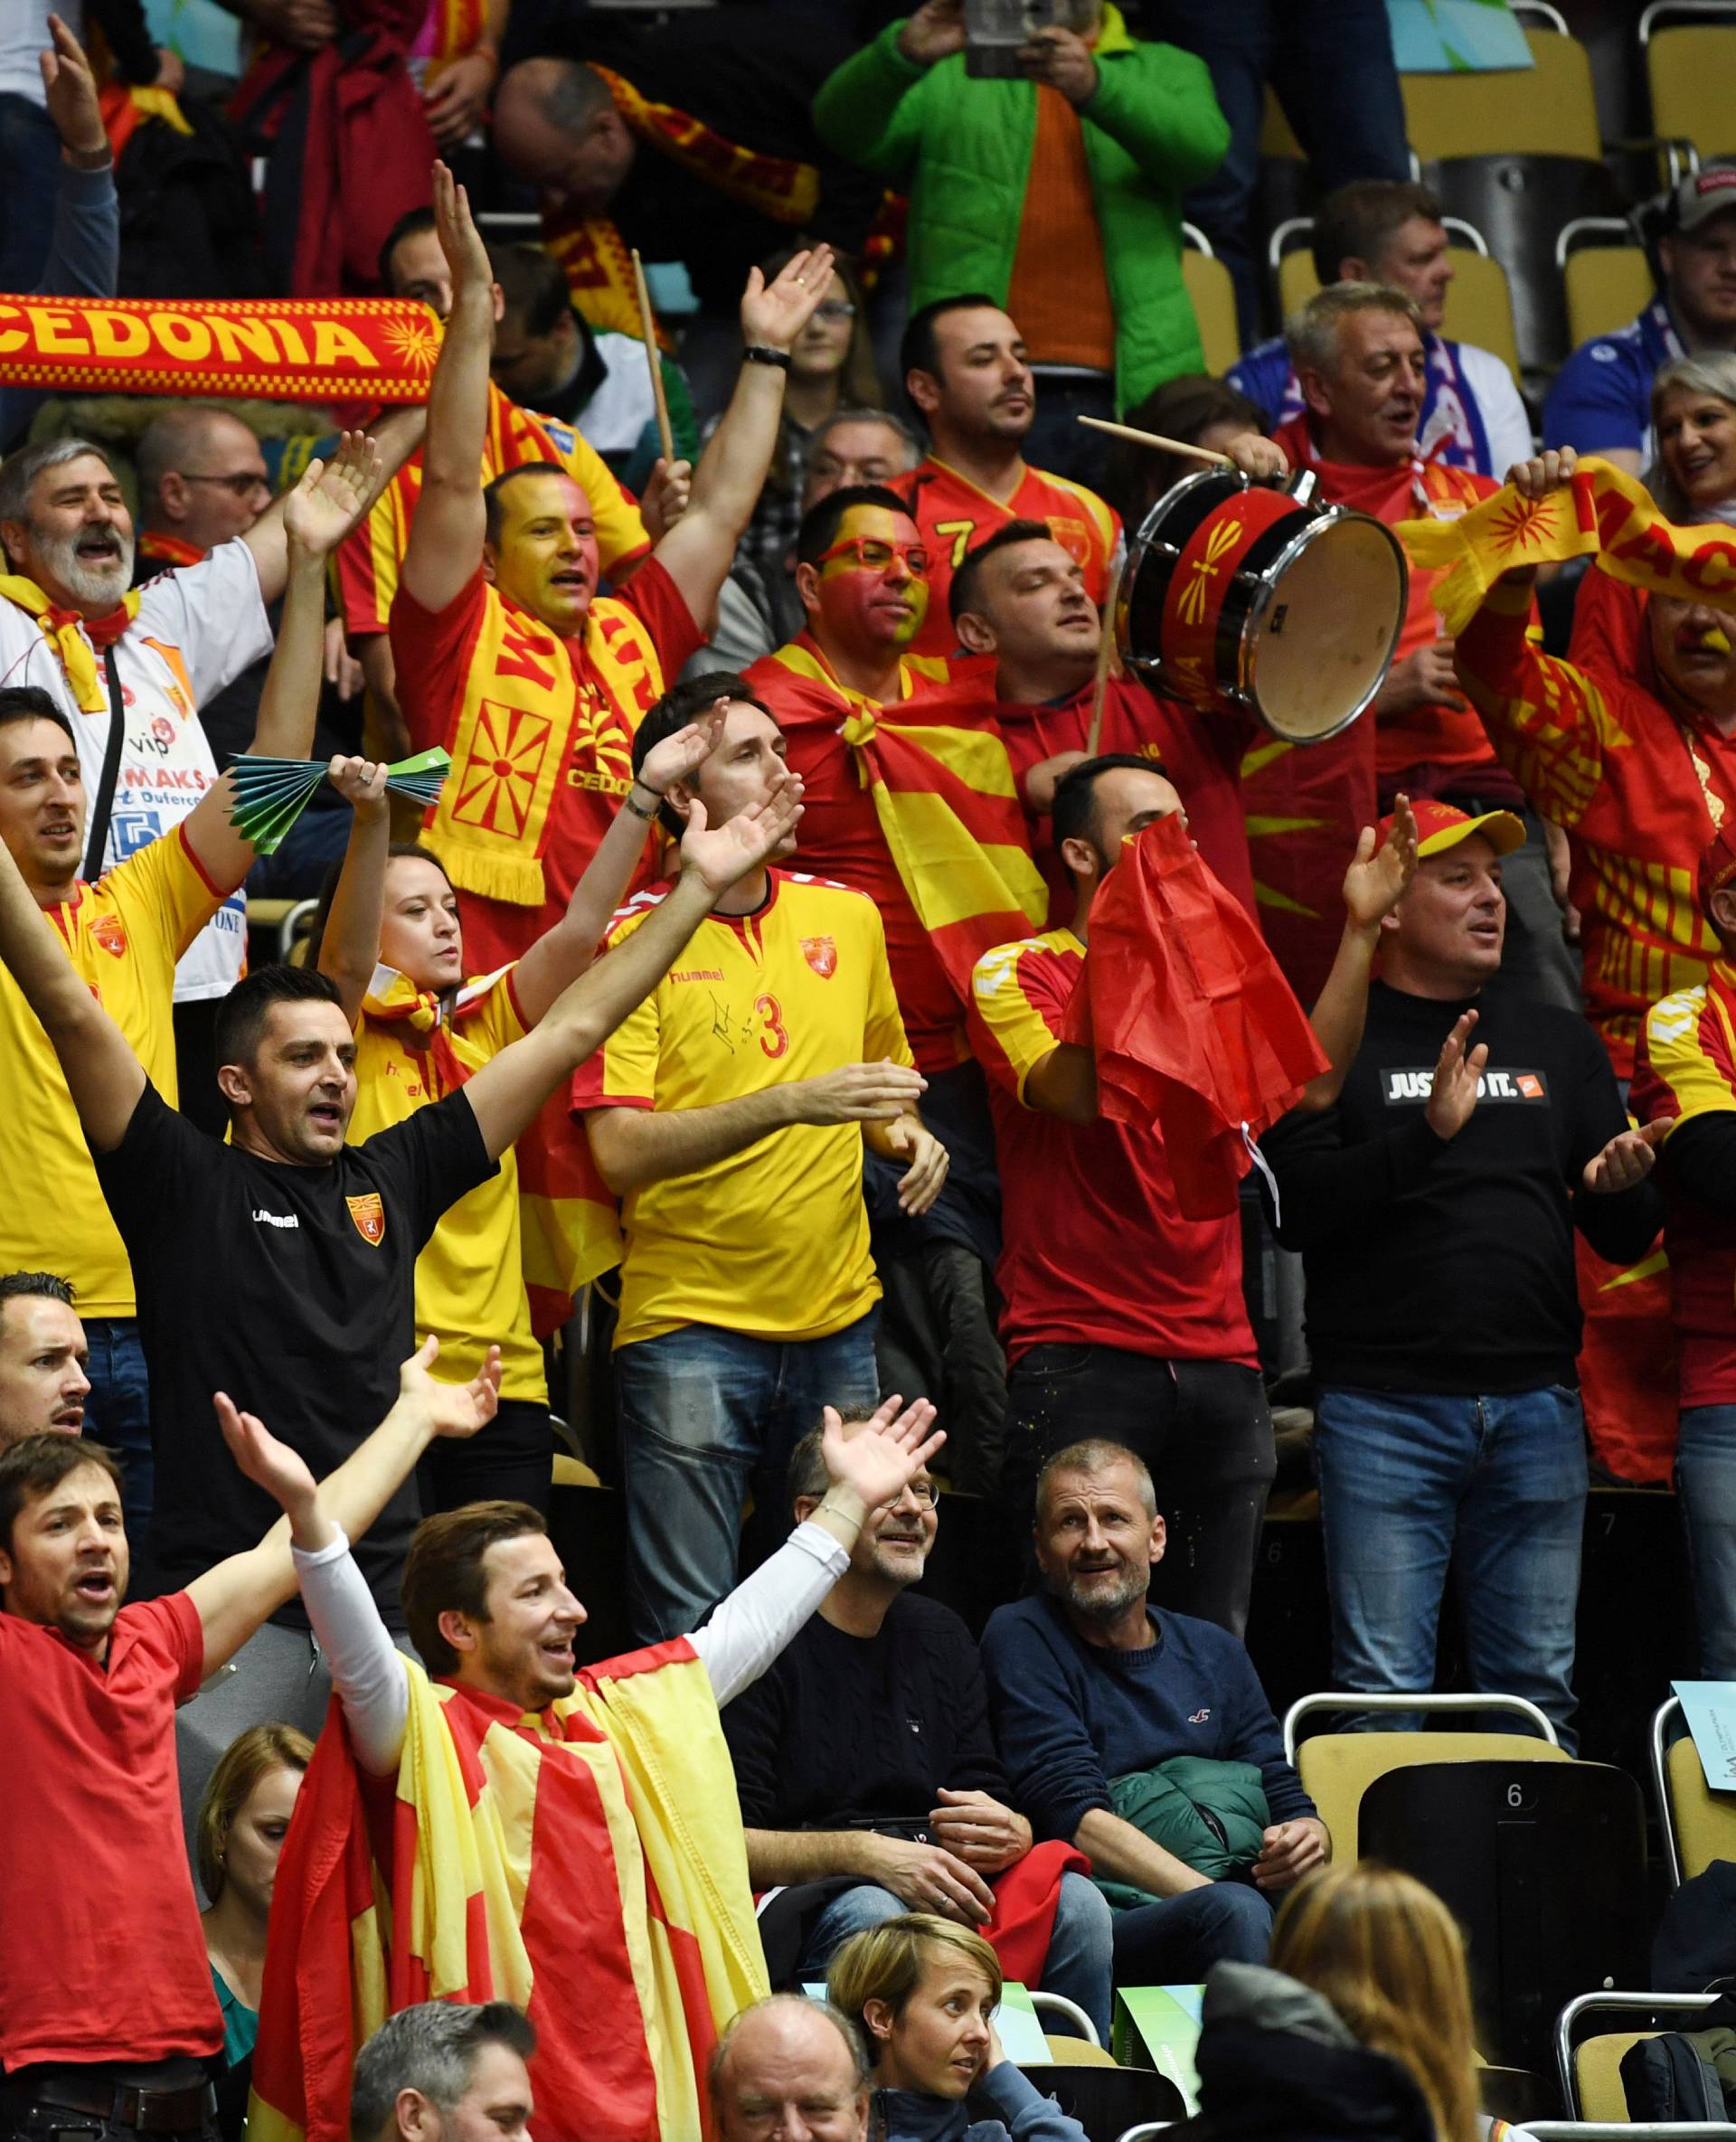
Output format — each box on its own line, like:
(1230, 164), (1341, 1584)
(761, 641), (1048, 996)
(250, 1643), (766, 2142)
(1399, 458), (1736, 633)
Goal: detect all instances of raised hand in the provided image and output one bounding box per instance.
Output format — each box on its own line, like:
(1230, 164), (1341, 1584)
(1222, 431), (1290, 483)
(40, 13), (105, 160)
(1425, 1007), (1487, 1142)
(1506, 446), (1578, 501)
(397, 1334), (503, 1440)
(1017, 25), (1099, 108)
(1343, 792), (1418, 930)
(820, 1392), (944, 1514)
(638, 702), (728, 797)
(213, 1390), (319, 1530)
(326, 753), (389, 819)
(896, 0), (966, 65)
(283, 431), (388, 559)
(741, 243), (836, 354)
(676, 775), (805, 895)
(1583, 1117), (1665, 1194)
(881, 1115), (949, 1215)
(641, 457), (693, 544)
(431, 156), (492, 297)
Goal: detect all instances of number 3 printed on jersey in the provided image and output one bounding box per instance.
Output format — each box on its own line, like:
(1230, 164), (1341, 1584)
(755, 993), (789, 1060)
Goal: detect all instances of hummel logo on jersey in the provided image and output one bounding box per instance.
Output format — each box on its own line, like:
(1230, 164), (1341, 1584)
(1382, 1067), (1549, 1104)
(252, 1210), (299, 1229)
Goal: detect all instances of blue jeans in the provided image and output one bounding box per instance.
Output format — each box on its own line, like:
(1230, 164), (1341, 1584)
(81, 1316), (154, 1551)
(615, 1313), (881, 1642)
(1315, 1384), (1588, 1747)
(0, 92), (61, 298)
(800, 1872), (1115, 2045)
(1112, 1881), (1272, 1983)
(1157, 0), (1410, 340)
(1677, 1406), (1736, 1681)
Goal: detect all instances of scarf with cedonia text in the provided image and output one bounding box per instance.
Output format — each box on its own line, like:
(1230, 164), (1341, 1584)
(762, 637), (1049, 997)
(542, 66), (818, 344)
(0, 576), (142, 712)
(248, 1645), (767, 2142)
(1399, 458), (1736, 633)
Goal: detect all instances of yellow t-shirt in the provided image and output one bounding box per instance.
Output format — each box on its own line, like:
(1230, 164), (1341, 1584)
(0, 826), (223, 1317)
(345, 966), (545, 1401)
(575, 871), (913, 1348)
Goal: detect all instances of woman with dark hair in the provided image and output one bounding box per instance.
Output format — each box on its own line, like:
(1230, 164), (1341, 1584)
(1101, 374), (1269, 525)
(309, 706), (727, 1513)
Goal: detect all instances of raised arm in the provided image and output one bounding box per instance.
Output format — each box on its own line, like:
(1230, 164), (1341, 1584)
(649, 250), (834, 630)
(0, 829), (143, 1149)
(400, 160), (491, 616)
(184, 1335), (502, 1676)
(315, 759), (392, 1025)
(186, 436), (389, 894)
(242, 408), (421, 609)
(1297, 797), (1418, 1112)
(511, 708), (725, 1029)
(463, 781), (802, 1160)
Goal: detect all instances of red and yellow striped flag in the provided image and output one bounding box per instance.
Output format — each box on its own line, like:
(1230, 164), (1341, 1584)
(250, 1645), (767, 2142)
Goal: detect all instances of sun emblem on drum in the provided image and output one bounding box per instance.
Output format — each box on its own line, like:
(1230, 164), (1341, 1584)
(1486, 491), (1559, 559)
(382, 312), (442, 374)
(1178, 519), (1244, 625)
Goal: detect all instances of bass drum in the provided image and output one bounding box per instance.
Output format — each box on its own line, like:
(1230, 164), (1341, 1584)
(1117, 467), (1408, 741)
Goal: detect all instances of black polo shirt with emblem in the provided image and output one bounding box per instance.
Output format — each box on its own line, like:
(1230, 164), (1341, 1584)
(96, 1080), (495, 1626)
(1262, 980), (1663, 1393)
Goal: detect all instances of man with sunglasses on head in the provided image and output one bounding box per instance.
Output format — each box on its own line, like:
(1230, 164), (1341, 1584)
(722, 1411), (1113, 2043)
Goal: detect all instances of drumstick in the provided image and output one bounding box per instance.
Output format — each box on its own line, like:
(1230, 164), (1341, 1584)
(1085, 557), (1124, 759)
(1077, 414), (1233, 467)
(630, 248), (675, 467)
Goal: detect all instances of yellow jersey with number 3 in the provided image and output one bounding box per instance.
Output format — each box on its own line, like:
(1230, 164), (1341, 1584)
(573, 870), (914, 1347)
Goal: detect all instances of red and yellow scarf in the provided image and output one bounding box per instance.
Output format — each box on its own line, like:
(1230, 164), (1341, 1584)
(0, 576), (142, 712)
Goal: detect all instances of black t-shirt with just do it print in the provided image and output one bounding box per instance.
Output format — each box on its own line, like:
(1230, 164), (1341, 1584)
(97, 1081), (495, 1626)
(1261, 982), (1664, 1394)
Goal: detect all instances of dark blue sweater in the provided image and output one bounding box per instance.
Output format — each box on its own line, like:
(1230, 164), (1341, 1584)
(980, 1594), (1314, 1844)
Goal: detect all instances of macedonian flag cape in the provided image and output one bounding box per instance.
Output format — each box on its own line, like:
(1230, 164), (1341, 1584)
(249, 1642), (767, 2142)
(760, 639), (1048, 997)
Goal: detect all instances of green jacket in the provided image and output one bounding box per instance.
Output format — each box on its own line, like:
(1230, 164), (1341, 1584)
(811, 9), (1228, 414)
(1094, 1758), (1271, 1908)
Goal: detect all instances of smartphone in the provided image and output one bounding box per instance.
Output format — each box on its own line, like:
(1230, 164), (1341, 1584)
(963, 0), (1082, 79)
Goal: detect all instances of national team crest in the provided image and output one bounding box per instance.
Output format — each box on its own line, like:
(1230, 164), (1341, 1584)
(801, 935), (837, 978)
(90, 914), (127, 958)
(346, 1193), (386, 1246)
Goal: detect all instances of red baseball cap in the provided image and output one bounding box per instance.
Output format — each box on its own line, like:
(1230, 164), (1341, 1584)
(1378, 798), (1526, 859)
(1698, 821), (1736, 922)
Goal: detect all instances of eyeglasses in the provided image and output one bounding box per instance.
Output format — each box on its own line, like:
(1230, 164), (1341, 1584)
(816, 535), (929, 576)
(812, 300), (857, 324)
(875, 1478), (939, 1512)
(178, 471), (274, 500)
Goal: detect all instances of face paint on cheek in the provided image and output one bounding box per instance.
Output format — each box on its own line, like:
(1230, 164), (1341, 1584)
(819, 560), (919, 643)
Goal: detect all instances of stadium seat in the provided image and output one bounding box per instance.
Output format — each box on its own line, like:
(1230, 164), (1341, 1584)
(1014, 2063), (1184, 2139)
(1643, 3), (1736, 173)
(1650, 1694), (1736, 1887)
(245, 895), (317, 964)
(1031, 1992), (1102, 2051)
(1256, 88), (1311, 247)
(1555, 1989), (1724, 2118)
(1403, 25), (1621, 372)
(1360, 1761), (1649, 2072)
(1282, 1690), (1569, 1863)
(1557, 220), (1656, 348)
(1180, 228), (1241, 374)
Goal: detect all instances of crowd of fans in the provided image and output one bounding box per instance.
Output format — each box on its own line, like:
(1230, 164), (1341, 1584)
(2, 3), (1735, 2138)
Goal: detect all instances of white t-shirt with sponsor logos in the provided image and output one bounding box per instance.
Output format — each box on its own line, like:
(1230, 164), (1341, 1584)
(0, 538), (273, 1000)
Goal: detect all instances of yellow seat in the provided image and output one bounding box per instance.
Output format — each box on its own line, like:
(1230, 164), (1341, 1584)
(1272, 236), (1519, 379)
(1562, 241), (1655, 347)
(1038, 2037), (1119, 2068)
(1647, 21), (1736, 171)
(1577, 2029), (1659, 2120)
(1295, 1727), (1570, 1864)
(1653, 1697), (1736, 1885)
(1277, 245), (1319, 323)
(1260, 87), (1304, 161)
(1181, 244), (1241, 374)
(552, 1453), (602, 1490)
(1402, 27), (1601, 162)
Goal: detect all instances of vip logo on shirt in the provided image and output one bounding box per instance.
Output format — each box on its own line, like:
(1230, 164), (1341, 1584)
(89, 914), (127, 958)
(346, 1193), (387, 1246)
(1382, 1067), (1550, 1104)
(800, 934), (837, 979)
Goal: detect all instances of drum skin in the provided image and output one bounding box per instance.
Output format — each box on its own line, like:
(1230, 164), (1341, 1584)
(1118, 468), (1407, 742)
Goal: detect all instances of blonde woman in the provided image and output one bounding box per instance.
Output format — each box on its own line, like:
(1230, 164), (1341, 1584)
(829, 1912), (1088, 2142)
